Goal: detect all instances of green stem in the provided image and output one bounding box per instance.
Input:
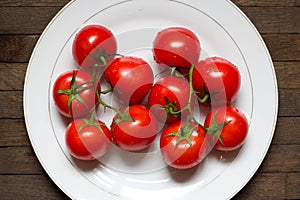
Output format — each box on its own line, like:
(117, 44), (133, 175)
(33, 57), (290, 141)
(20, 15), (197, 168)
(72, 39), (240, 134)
(197, 93), (209, 104)
(101, 87), (113, 94)
(186, 64), (198, 123)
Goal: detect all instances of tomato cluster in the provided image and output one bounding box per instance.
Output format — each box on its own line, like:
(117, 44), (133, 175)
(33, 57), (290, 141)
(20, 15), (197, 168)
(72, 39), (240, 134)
(52, 25), (248, 169)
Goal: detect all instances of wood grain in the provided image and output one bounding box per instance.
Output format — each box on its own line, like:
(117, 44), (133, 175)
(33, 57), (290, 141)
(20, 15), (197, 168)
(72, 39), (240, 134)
(0, 0), (69, 7)
(0, 119), (29, 146)
(286, 173), (300, 199)
(263, 34), (300, 61)
(0, 91), (23, 118)
(0, 63), (27, 90)
(240, 7), (300, 34)
(0, 7), (60, 34)
(0, 35), (39, 63)
(0, 0), (299, 7)
(0, 6), (299, 34)
(0, 147), (44, 174)
(232, 0), (300, 7)
(232, 173), (286, 200)
(0, 175), (67, 200)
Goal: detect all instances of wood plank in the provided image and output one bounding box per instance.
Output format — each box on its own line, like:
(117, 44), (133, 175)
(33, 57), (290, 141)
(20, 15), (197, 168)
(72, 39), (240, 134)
(0, 119), (29, 146)
(0, 91), (23, 118)
(240, 7), (300, 34)
(272, 117), (300, 145)
(274, 62), (300, 89)
(0, 35), (39, 63)
(0, 63), (27, 90)
(0, 7), (299, 34)
(286, 173), (300, 199)
(0, 34), (299, 63)
(0, 7), (61, 34)
(263, 34), (300, 61)
(258, 145), (300, 173)
(0, 0), (69, 7)
(0, 175), (68, 200)
(233, 173), (286, 200)
(232, 0), (300, 7)
(0, 147), (44, 174)
(0, 0), (299, 7)
(278, 89), (300, 117)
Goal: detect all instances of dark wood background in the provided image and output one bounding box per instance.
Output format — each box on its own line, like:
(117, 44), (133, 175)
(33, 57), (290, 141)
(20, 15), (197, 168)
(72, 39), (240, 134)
(0, 0), (299, 199)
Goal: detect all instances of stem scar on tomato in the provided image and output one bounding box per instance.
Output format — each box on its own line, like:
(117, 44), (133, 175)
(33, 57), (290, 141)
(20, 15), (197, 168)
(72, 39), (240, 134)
(205, 111), (231, 145)
(78, 109), (106, 134)
(166, 121), (198, 149)
(112, 107), (135, 125)
(56, 70), (91, 113)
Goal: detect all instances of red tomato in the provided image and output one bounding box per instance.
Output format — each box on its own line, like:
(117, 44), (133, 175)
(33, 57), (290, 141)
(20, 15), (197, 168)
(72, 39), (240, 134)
(148, 75), (194, 124)
(65, 119), (111, 160)
(111, 105), (159, 152)
(52, 70), (100, 118)
(192, 57), (241, 106)
(204, 106), (248, 151)
(104, 56), (154, 105)
(72, 25), (117, 71)
(160, 121), (209, 169)
(153, 27), (201, 69)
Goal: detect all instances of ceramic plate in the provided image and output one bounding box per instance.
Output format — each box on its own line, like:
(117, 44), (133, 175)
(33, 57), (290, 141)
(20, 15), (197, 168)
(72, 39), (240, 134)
(24, 0), (278, 199)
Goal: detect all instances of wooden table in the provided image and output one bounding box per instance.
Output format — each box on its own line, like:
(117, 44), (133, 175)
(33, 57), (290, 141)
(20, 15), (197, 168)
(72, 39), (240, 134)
(0, 0), (299, 199)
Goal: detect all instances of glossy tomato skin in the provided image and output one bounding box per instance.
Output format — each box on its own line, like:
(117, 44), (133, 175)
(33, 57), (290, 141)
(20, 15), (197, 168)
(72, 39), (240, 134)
(204, 106), (248, 151)
(153, 27), (200, 69)
(148, 75), (194, 124)
(111, 105), (159, 152)
(192, 57), (241, 106)
(104, 56), (154, 105)
(52, 70), (100, 118)
(65, 119), (111, 160)
(160, 121), (209, 169)
(72, 25), (117, 71)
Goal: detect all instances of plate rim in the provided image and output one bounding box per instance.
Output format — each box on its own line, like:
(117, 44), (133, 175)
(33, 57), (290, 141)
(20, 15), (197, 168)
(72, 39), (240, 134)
(23, 0), (278, 199)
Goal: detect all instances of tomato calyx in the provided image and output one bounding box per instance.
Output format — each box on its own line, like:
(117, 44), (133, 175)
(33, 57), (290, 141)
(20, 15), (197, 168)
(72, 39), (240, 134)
(163, 96), (181, 121)
(56, 70), (94, 113)
(88, 46), (122, 71)
(205, 111), (231, 145)
(112, 107), (135, 125)
(158, 65), (197, 122)
(77, 109), (106, 134)
(166, 121), (197, 149)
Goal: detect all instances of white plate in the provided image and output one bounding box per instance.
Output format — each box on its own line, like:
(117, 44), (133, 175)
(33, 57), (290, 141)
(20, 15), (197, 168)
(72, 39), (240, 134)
(24, 0), (278, 199)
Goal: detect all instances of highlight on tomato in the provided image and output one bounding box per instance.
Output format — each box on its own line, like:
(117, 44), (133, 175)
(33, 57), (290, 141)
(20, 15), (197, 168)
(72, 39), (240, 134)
(153, 27), (201, 69)
(104, 56), (154, 105)
(192, 56), (241, 107)
(72, 24), (117, 72)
